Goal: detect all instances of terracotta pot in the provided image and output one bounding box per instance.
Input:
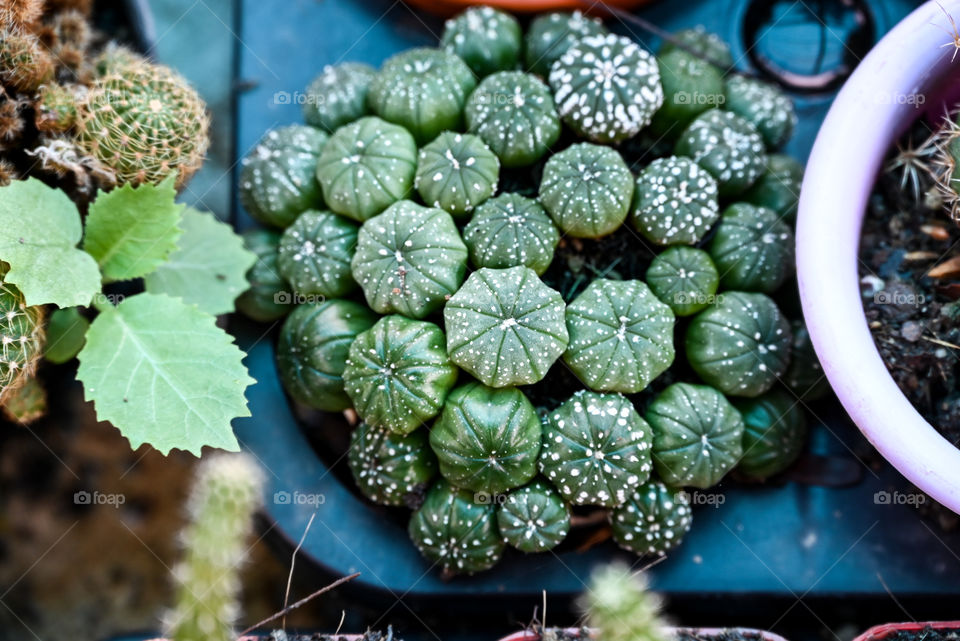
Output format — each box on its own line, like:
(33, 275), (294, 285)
(403, 0), (655, 16)
(498, 626), (791, 641)
(852, 622), (960, 641)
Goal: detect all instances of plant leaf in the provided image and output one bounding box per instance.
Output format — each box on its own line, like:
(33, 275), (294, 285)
(144, 208), (257, 315)
(82, 174), (185, 282)
(76, 293), (255, 455)
(0, 178), (101, 307)
(45, 307), (90, 364)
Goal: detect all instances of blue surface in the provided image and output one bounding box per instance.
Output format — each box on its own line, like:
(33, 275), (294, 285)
(233, 0), (960, 599)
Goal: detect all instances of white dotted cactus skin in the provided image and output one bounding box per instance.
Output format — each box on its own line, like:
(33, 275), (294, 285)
(685, 291), (792, 397)
(563, 279), (675, 394)
(645, 246), (720, 317)
(368, 47), (477, 144)
(496, 479), (571, 553)
(351, 200), (468, 319)
(724, 75), (797, 150)
(734, 389), (808, 481)
(646, 382), (745, 488)
(660, 27), (734, 69)
(463, 192), (560, 276)
(707, 202), (795, 294)
(444, 266), (568, 388)
(610, 479), (693, 556)
(465, 71), (561, 168)
(441, 6), (522, 78)
(539, 390), (653, 507)
(415, 131), (500, 218)
(343, 315), (458, 435)
(303, 62), (376, 133)
(539, 142), (634, 238)
(277, 209), (358, 298)
(239, 125), (328, 229)
(315, 116), (417, 222)
(429, 382), (541, 494)
(549, 33), (663, 144)
(525, 11), (607, 77)
(348, 421), (438, 507)
(408, 479), (504, 575)
(675, 109), (766, 198)
(631, 155), (720, 246)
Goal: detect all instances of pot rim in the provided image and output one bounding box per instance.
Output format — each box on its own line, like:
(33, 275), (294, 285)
(498, 626), (791, 641)
(796, 0), (960, 514)
(852, 622), (960, 641)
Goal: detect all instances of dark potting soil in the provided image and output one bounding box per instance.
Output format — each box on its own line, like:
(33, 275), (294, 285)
(264, 628), (402, 641)
(880, 626), (960, 641)
(536, 627), (764, 641)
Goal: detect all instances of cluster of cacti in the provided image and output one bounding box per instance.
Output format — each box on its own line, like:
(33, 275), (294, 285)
(237, 7), (823, 575)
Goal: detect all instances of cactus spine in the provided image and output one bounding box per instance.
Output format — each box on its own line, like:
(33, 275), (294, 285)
(0, 267), (45, 404)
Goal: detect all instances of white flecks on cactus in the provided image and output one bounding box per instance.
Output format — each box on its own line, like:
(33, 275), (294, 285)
(675, 109), (766, 197)
(277, 209), (358, 298)
(631, 155), (720, 245)
(609, 480), (693, 556)
(415, 131), (500, 218)
(525, 11), (608, 77)
(303, 62), (376, 132)
(708, 202), (795, 293)
(348, 421), (438, 506)
(496, 479), (571, 553)
(441, 6), (522, 77)
(462, 192), (560, 275)
(724, 75), (797, 150)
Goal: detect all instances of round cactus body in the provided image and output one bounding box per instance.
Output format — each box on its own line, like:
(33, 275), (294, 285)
(660, 27), (734, 68)
(708, 203), (794, 294)
(351, 200), (468, 319)
(540, 390), (653, 507)
(76, 62), (209, 188)
(277, 209), (358, 298)
(646, 382), (745, 488)
(0, 275), (44, 405)
(429, 382), (541, 494)
(415, 131), (500, 218)
(497, 480), (571, 553)
(631, 155), (719, 246)
(315, 116), (417, 222)
(276, 300), (377, 411)
(441, 6), (522, 77)
(675, 109), (766, 197)
(348, 421), (438, 507)
(344, 315), (458, 435)
(462, 192), (560, 275)
(563, 279), (675, 394)
(239, 125), (328, 228)
(645, 246), (719, 317)
(724, 75), (797, 150)
(735, 389), (807, 481)
(784, 320), (829, 401)
(550, 33), (663, 144)
(236, 229), (290, 323)
(0, 30), (53, 93)
(539, 143), (634, 238)
(743, 154), (803, 220)
(686, 291), (792, 397)
(1, 374), (46, 424)
(444, 266), (568, 388)
(525, 11), (607, 77)
(610, 480), (693, 556)
(368, 47), (476, 144)
(303, 62), (375, 132)
(408, 479), (504, 575)
(465, 71), (561, 168)
(648, 50), (724, 138)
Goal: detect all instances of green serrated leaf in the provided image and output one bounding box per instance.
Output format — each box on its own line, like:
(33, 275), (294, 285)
(144, 208), (257, 315)
(45, 307), (90, 364)
(76, 292), (255, 455)
(82, 175), (185, 282)
(0, 178), (101, 307)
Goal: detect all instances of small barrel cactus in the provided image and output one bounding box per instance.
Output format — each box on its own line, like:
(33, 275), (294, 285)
(631, 155), (720, 245)
(784, 320), (829, 401)
(444, 266), (568, 387)
(540, 142), (634, 238)
(540, 390), (653, 507)
(645, 247), (719, 317)
(646, 382), (745, 488)
(239, 125), (328, 228)
(675, 109), (766, 197)
(76, 61), (209, 188)
(303, 62), (375, 132)
(686, 291), (792, 397)
(550, 33), (663, 144)
(344, 315), (458, 435)
(276, 299), (377, 411)
(236, 229), (290, 323)
(724, 75), (797, 150)
(707, 202), (794, 293)
(351, 200), (468, 319)
(743, 153), (804, 219)
(35, 82), (80, 133)
(315, 116), (417, 222)
(277, 209), (358, 298)
(610, 480), (693, 556)
(348, 421), (437, 507)
(429, 382), (541, 494)
(661, 27), (734, 69)
(465, 71), (561, 168)
(735, 389), (807, 481)
(0, 271), (45, 405)
(440, 6), (522, 77)
(368, 47), (476, 144)
(497, 480), (570, 553)
(415, 131), (500, 218)
(525, 11), (607, 77)
(563, 279), (675, 394)
(462, 192), (560, 276)
(1, 374), (46, 424)
(649, 49), (724, 138)
(408, 479), (504, 575)
(0, 30), (53, 93)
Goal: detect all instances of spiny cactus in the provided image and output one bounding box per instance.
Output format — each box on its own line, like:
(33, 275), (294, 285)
(35, 82), (81, 133)
(0, 0), (43, 32)
(0, 267), (45, 404)
(76, 61), (209, 188)
(577, 563), (671, 641)
(0, 29), (54, 92)
(164, 453), (264, 641)
(931, 112), (960, 222)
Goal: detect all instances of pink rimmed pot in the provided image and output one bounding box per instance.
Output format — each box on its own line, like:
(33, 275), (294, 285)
(852, 622), (960, 641)
(498, 627), (790, 641)
(797, 0), (960, 513)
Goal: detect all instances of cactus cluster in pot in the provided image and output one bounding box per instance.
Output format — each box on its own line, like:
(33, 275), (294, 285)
(237, 6), (822, 576)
